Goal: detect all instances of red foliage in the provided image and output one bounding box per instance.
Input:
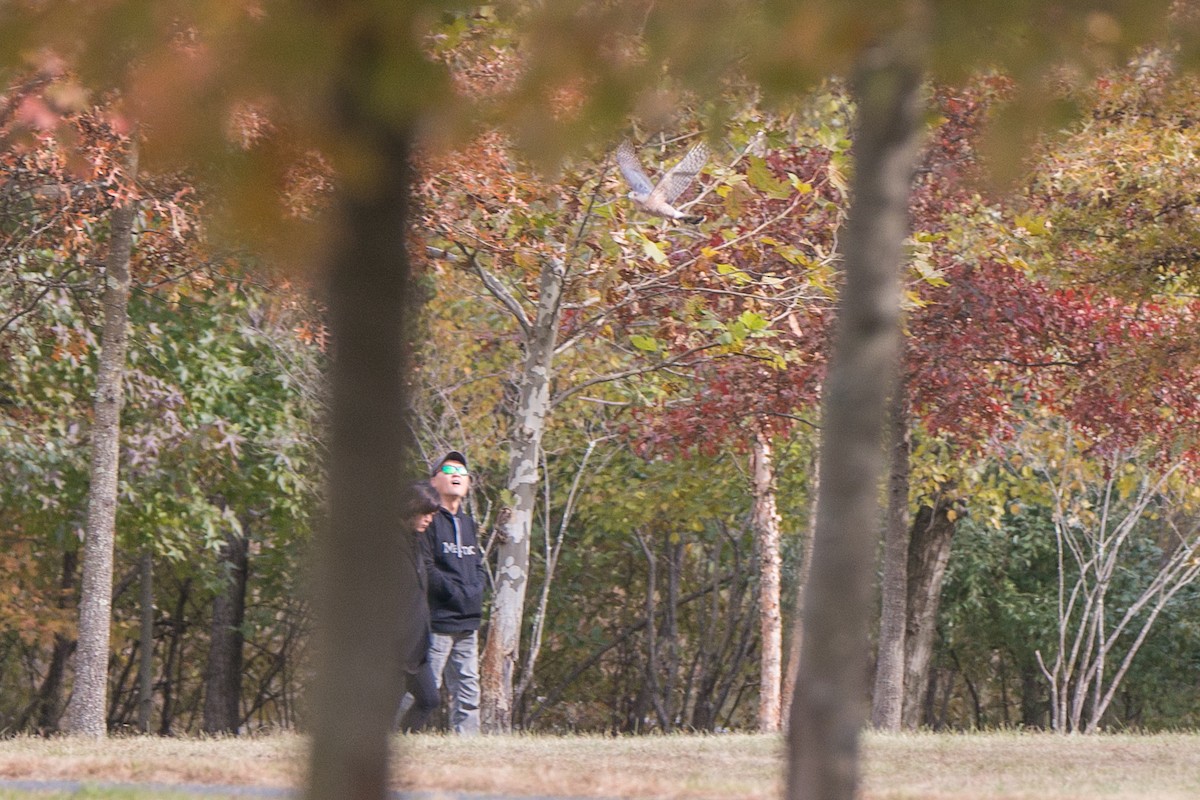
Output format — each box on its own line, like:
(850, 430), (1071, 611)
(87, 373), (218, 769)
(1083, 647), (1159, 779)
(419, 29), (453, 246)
(635, 77), (1200, 469)
(907, 80), (1200, 466)
(629, 142), (842, 458)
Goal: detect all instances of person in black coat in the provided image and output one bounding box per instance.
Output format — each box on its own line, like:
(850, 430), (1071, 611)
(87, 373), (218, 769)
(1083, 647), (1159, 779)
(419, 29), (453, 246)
(423, 450), (486, 735)
(396, 481), (442, 732)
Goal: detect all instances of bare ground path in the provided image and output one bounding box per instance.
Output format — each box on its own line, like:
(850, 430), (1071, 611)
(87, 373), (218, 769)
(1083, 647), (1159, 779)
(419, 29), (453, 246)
(0, 731), (1198, 799)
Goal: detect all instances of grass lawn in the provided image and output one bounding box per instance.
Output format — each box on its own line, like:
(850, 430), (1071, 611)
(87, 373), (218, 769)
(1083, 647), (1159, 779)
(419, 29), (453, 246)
(0, 730), (1198, 798)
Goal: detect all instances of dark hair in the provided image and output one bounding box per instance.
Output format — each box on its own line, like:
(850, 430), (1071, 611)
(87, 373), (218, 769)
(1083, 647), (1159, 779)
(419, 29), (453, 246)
(406, 481), (441, 518)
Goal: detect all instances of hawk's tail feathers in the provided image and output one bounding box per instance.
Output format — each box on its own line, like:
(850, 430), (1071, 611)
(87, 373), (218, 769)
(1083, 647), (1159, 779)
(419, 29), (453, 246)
(678, 213), (704, 225)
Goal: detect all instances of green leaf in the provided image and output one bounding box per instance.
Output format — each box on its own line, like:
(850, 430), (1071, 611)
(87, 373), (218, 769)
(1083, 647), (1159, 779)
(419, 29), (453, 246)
(738, 310), (769, 332)
(746, 156), (792, 200)
(716, 262), (752, 285)
(630, 334), (660, 352)
(1014, 214), (1050, 236)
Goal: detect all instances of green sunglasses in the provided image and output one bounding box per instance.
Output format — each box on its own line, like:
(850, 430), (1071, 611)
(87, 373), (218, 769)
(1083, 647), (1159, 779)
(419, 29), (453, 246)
(440, 463), (469, 476)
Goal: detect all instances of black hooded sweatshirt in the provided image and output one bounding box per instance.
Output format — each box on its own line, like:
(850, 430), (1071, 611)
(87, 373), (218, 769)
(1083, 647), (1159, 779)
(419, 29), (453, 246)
(421, 505), (486, 633)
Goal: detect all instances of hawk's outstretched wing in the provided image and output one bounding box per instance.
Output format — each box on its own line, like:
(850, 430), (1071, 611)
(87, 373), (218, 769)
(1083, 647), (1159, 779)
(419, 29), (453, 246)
(615, 140), (655, 196)
(653, 141), (709, 204)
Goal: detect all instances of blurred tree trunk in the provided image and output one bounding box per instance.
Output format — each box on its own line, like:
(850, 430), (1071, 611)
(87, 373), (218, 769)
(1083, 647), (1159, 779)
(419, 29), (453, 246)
(786, 33), (923, 800)
(751, 427), (783, 732)
(480, 255), (564, 733)
(872, 384), (911, 730)
(303, 25), (422, 800)
(66, 144), (138, 737)
(901, 496), (958, 729)
(203, 525), (248, 734)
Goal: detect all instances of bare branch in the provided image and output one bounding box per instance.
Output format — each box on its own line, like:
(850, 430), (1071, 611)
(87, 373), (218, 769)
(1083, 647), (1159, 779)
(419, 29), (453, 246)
(456, 243), (532, 338)
(550, 342), (721, 409)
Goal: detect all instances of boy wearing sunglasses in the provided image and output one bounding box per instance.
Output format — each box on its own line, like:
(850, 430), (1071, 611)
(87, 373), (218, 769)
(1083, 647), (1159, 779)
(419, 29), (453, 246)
(422, 451), (486, 735)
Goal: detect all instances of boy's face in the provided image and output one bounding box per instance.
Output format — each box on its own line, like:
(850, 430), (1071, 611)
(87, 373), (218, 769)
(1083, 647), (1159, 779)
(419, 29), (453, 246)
(431, 460), (470, 501)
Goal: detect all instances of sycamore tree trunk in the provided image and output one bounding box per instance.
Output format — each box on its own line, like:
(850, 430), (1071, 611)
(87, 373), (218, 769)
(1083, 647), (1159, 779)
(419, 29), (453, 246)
(901, 496), (958, 729)
(480, 256), (565, 733)
(872, 384), (911, 730)
(65, 146), (139, 737)
(304, 35), (422, 800)
(203, 525), (249, 734)
(751, 428), (784, 732)
(786, 35), (922, 800)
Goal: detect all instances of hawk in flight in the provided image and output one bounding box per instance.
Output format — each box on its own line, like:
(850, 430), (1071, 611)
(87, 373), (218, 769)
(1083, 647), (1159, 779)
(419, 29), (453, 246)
(616, 139), (709, 224)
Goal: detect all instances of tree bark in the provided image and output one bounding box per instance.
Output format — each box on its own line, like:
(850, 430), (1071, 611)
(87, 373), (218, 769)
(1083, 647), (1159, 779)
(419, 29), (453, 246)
(203, 526), (249, 734)
(66, 144), (139, 737)
(751, 428), (784, 732)
(304, 31), (422, 800)
(480, 255), (564, 733)
(901, 497), (958, 729)
(786, 33), (923, 800)
(136, 550), (155, 733)
(872, 383), (911, 730)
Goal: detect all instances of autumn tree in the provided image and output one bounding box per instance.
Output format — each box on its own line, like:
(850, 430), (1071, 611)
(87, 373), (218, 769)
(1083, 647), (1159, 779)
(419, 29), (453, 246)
(64, 135), (137, 737)
(622, 125), (844, 731)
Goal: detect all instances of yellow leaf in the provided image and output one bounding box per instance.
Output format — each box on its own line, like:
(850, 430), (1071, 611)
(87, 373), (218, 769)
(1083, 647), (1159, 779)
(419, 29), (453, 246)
(641, 237), (667, 264)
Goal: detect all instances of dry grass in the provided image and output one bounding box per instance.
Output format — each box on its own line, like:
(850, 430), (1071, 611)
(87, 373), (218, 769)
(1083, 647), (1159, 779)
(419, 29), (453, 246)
(0, 730), (1198, 798)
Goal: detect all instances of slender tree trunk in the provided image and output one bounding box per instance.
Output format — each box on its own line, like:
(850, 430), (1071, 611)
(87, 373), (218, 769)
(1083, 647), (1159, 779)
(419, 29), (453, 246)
(872, 384), (911, 729)
(786, 33), (923, 800)
(751, 428), (784, 732)
(203, 526), (249, 734)
(901, 497), (958, 729)
(136, 550), (154, 733)
(782, 442), (819, 720)
(33, 635), (74, 733)
(22, 550), (79, 733)
(663, 538), (683, 729)
(480, 256), (564, 733)
(66, 145), (139, 737)
(524, 574), (736, 729)
(1021, 665), (1045, 728)
(158, 576), (189, 735)
(514, 440), (596, 723)
(634, 530), (670, 731)
(304, 36), (421, 800)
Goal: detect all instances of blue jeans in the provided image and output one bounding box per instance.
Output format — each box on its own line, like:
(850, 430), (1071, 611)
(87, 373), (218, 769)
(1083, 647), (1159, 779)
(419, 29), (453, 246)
(428, 630), (480, 735)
